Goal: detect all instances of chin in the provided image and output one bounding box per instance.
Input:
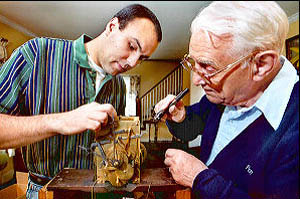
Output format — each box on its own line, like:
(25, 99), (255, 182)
(111, 69), (124, 76)
(102, 63), (116, 75)
(110, 70), (118, 76)
(110, 62), (124, 75)
(206, 94), (224, 105)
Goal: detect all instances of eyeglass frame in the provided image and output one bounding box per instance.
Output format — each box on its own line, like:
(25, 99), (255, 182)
(180, 52), (256, 84)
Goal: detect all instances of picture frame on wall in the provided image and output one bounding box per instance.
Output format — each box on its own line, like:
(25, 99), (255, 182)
(0, 38), (9, 67)
(285, 34), (299, 72)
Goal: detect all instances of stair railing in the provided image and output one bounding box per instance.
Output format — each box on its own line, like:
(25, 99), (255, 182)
(139, 66), (183, 129)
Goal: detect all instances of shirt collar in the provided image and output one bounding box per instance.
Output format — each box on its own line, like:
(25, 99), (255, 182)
(88, 55), (107, 76)
(73, 34), (93, 69)
(254, 56), (299, 130)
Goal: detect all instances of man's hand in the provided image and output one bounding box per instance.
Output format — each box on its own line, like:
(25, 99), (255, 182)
(164, 148), (208, 188)
(154, 95), (186, 122)
(54, 102), (118, 135)
(0, 102), (118, 149)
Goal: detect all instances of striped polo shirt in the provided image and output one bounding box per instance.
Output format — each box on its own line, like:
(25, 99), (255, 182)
(0, 34), (126, 177)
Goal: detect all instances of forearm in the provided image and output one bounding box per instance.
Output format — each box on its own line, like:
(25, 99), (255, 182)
(166, 110), (205, 141)
(0, 114), (58, 149)
(0, 102), (119, 149)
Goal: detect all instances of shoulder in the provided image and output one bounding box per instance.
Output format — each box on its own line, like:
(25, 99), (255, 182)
(27, 37), (73, 48)
(284, 81), (299, 122)
(18, 37), (65, 52)
(276, 81), (299, 146)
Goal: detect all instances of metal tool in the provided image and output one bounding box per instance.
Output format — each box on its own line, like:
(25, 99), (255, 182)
(79, 142), (108, 166)
(153, 88), (189, 122)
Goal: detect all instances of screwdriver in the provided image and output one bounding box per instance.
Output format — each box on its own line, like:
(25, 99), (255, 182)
(153, 88), (189, 122)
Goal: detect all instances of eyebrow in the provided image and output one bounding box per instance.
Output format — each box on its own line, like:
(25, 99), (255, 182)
(133, 38), (142, 51)
(133, 38), (150, 60)
(197, 58), (217, 68)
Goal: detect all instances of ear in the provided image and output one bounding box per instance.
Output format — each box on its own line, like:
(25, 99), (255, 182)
(252, 50), (279, 81)
(104, 17), (120, 36)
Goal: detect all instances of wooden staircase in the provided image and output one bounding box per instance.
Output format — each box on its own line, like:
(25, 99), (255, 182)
(138, 65), (184, 142)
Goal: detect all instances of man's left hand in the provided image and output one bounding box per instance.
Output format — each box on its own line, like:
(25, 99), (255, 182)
(164, 148), (208, 188)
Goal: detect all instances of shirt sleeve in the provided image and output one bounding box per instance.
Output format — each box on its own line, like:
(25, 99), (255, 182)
(165, 95), (212, 141)
(0, 43), (34, 115)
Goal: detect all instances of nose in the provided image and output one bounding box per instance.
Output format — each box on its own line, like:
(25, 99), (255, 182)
(192, 71), (206, 86)
(127, 52), (140, 68)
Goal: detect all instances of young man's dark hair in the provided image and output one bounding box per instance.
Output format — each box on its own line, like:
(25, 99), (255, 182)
(113, 4), (162, 42)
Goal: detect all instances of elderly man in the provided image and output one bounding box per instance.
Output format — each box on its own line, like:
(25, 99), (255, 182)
(0, 4), (162, 199)
(154, 1), (298, 199)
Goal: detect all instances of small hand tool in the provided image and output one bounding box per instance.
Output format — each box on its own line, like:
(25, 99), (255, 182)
(153, 88), (189, 122)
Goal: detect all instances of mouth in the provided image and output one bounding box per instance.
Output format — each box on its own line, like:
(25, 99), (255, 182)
(203, 87), (219, 98)
(114, 62), (126, 73)
(117, 62), (123, 70)
(203, 87), (215, 94)
(203, 86), (225, 103)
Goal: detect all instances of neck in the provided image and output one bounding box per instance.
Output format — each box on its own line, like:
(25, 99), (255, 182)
(84, 35), (105, 67)
(237, 90), (263, 108)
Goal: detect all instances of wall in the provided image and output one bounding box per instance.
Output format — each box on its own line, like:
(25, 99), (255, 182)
(124, 60), (190, 105)
(190, 73), (205, 105)
(125, 60), (191, 142)
(0, 21), (33, 58)
(283, 18), (299, 56)
(287, 19), (299, 39)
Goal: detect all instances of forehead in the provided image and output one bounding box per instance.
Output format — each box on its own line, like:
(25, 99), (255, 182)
(122, 18), (158, 54)
(189, 30), (233, 63)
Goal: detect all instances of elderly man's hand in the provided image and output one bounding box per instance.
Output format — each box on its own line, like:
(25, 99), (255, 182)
(154, 95), (186, 123)
(164, 148), (208, 188)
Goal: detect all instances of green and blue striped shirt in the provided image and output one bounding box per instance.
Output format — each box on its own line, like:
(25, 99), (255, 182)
(0, 34), (126, 177)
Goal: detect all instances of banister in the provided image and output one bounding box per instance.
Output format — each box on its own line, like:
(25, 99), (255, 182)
(140, 64), (181, 99)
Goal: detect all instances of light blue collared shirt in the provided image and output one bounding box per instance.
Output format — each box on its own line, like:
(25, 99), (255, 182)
(206, 56), (299, 166)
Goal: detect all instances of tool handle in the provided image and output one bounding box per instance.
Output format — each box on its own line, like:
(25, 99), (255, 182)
(153, 88), (189, 122)
(169, 88), (189, 107)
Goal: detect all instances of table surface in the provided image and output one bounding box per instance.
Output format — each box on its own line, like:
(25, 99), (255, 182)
(46, 168), (185, 193)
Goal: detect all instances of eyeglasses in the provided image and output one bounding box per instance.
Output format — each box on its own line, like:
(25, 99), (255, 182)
(180, 52), (255, 84)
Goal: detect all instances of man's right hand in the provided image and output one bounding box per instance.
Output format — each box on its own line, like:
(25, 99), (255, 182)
(54, 102), (118, 135)
(0, 102), (118, 149)
(154, 95), (186, 123)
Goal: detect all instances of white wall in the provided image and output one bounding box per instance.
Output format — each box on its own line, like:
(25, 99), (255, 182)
(123, 76), (137, 116)
(189, 72), (205, 105)
(188, 72), (205, 147)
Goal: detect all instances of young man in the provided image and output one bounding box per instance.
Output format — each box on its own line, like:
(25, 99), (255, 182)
(0, 4), (162, 198)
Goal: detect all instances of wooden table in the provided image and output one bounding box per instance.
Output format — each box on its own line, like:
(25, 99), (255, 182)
(38, 168), (191, 199)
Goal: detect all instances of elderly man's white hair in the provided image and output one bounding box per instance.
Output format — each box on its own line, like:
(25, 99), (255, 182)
(190, 1), (289, 57)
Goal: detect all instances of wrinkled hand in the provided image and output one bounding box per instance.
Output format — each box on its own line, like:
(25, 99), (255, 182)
(154, 95), (186, 123)
(164, 148), (208, 188)
(54, 102), (118, 135)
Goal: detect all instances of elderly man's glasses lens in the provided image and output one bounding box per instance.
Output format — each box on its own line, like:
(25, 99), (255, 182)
(180, 53), (254, 83)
